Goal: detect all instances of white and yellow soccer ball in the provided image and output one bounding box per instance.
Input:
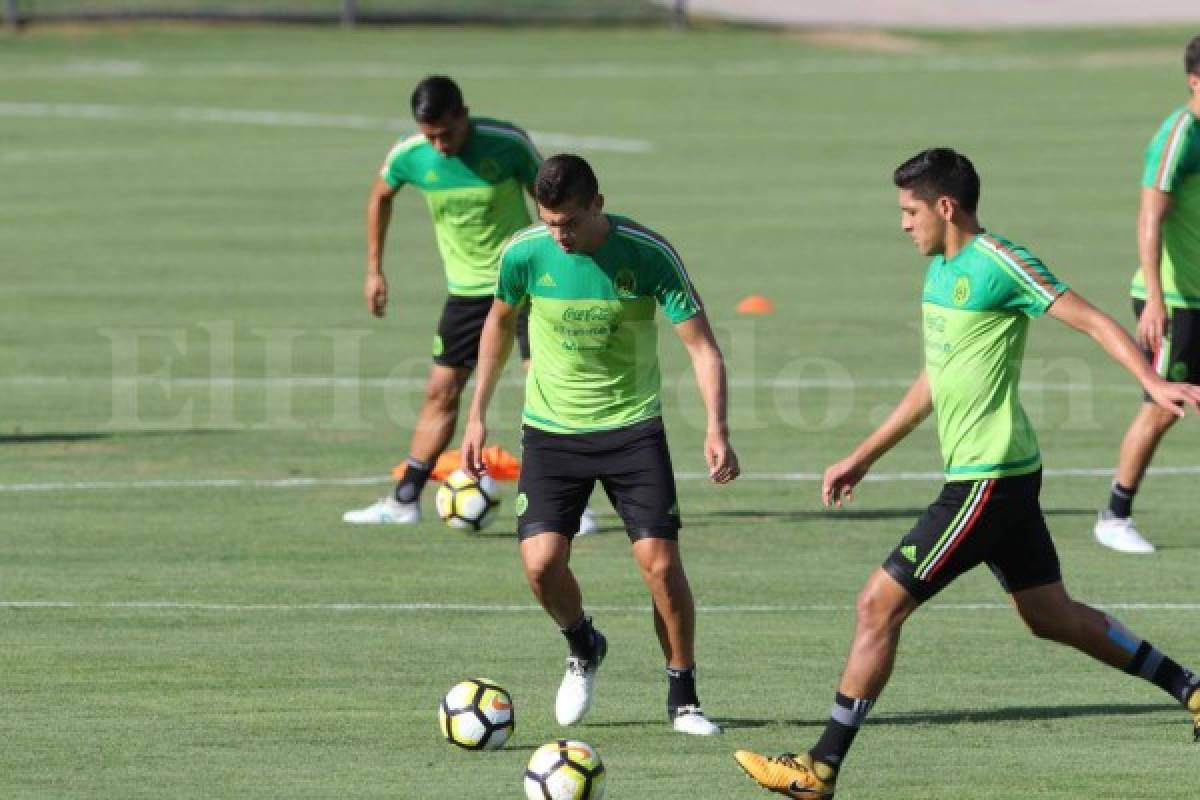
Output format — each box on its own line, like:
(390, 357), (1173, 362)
(523, 739), (607, 800)
(435, 468), (500, 531)
(438, 678), (514, 751)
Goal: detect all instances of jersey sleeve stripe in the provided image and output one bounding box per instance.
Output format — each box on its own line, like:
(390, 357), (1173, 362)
(615, 223), (700, 303)
(475, 123), (543, 161)
(499, 224), (550, 259)
(977, 235), (1057, 303)
(1153, 112), (1193, 191)
(379, 134), (425, 178)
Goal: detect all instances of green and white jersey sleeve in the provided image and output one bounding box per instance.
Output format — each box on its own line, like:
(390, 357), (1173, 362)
(921, 233), (1067, 481)
(378, 116), (541, 297)
(498, 215), (701, 434)
(1132, 107), (1200, 308)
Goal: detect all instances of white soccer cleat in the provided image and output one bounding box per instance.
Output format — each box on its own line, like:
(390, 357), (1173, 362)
(671, 705), (723, 736)
(342, 497), (421, 525)
(555, 633), (606, 725)
(577, 507), (599, 536)
(1094, 511), (1155, 554)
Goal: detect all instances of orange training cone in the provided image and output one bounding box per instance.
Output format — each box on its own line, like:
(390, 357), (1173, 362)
(736, 294), (775, 315)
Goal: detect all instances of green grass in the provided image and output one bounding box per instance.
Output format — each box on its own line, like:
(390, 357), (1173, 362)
(2, 22), (1200, 799)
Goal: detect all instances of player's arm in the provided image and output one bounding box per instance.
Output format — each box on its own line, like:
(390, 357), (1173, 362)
(1134, 187), (1172, 348)
(1048, 289), (1200, 416)
(674, 310), (739, 484)
(461, 299), (519, 476)
(365, 176), (399, 318)
(822, 371), (932, 508)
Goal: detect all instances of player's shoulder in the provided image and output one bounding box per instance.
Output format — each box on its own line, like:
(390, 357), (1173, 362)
(472, 117), (537, 149)
(1151, 106), (1197, 143)
(973, 231), (1041, 267)
(612, 216), (684, 267)
(501, 223), (552, 260)
(382, 132), (429, 163)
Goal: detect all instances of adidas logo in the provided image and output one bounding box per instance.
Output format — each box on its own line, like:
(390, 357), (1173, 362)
(423, 169), (438, 183)
(537, 273), (557, 288)
(901, 545), (917, 563)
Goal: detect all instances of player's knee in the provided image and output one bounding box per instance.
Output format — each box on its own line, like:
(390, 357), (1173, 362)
(1018, 605), (1068, 642)
(424, 380), (463, 411)
(855, 584), (903, 633)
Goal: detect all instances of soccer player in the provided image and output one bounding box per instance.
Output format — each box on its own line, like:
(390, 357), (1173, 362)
(460, 154), (739, 735)
(342, 76), (597, 534)
(734, 149), (1200, 798)
(1095, 35), (1200, 554)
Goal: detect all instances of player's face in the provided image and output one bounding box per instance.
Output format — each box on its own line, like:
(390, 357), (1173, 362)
(898, 189), (947, 257)
(539, 196), (603, 253)
(418, 110), (470, 157)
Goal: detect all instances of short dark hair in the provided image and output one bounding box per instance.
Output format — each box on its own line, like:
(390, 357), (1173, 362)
(893, 148), (980, 214)
(1186, 35), (1200, 77)
(535, 154), (599, 209)
(410, 75), (464, 123)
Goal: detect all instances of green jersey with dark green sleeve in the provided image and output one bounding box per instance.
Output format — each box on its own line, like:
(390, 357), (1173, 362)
(379, 116), (541, 297)
(496, 215), (702, 434)
(922, 233), (1068, 481)
(1132, 107), (1200, 308)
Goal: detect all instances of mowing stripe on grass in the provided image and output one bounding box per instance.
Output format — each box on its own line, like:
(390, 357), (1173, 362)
(2, 601), (1200, 613)
(3, 466), (1200, 493)
(0, 102), (653, 153)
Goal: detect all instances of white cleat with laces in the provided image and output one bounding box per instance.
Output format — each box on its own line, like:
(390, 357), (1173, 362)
(671, 705), (723, 736)
(555, 632), (607, 725)
(342, 497), (421, 525)
(1094, 511), (1155, 554)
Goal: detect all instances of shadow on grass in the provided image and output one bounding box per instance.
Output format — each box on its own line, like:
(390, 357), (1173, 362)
(1, 429), (240, 445)
(690, 508), (1096, 524)
(713, 702), (1170, 730)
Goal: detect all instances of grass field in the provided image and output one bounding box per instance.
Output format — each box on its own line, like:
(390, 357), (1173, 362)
(3, 22), (1200, 799)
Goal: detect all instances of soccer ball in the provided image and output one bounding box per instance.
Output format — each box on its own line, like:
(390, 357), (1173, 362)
(435, 468), (500, 531)
(523, 739), (607, 800)
(438, 678), (514, 751)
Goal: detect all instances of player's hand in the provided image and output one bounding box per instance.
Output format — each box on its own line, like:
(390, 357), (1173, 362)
(365, 273), (388, 317)
(1143, 377), (1200, 418)
(460, 419), (487, 478)
(1135, 296), (1167, 350)
(705, 429), (740, 484)
(822, 456), (867, 508)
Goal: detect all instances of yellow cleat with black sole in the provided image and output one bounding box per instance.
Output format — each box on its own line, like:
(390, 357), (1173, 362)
(733, 750), (836, 799)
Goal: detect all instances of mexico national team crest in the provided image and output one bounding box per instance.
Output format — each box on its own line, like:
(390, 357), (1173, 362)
(614, 268), (637, 299)
(952, 275), (971, 306)
(478, 157), (500, 181)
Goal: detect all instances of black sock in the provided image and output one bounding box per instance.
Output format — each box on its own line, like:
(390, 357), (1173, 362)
(393, 457), (432, 503)
(561, 616), (598, 661)
(1108, 481), (1136, 519)
(666, 665), (699, 713)
(1126, 641), (1200, 704)
(809, 692), (874, 770)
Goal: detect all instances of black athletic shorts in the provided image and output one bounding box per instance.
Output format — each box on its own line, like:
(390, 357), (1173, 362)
(433, 295), (531, 368)
(1134, 298), (1200, 400)
(882, 469), (1061, 603)
(516, 417), (680, 542)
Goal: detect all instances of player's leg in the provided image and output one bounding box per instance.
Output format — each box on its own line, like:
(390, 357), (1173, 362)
(517, 424), (605, 725)
(1096, 301), (1194, 553)
(736, 478), (997, 797)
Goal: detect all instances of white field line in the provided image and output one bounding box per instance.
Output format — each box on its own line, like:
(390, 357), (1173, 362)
(0, 102), (652, 154)
(0, 375), (1139, 393)
(0, 53), (1176, 82)
(4, 465), (1200, 494)
(1, 600), (1198, 613)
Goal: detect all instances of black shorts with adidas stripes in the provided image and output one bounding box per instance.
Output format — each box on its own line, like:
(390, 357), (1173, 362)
(433, 294), (531, 368)
(515, 417), (680, 542)
(882, 469), (1061, 603)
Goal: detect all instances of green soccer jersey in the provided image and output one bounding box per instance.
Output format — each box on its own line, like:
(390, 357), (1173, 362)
(922, 233), (1068, 481)
(380, 116), (541, 297)
(496, 215), (702, 434)
(1131, 107), (1200, 308)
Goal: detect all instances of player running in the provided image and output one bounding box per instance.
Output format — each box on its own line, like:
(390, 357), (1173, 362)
(735, 148), (1200, 798)
(460, 154), (738, 735)
(1095, 35), (1200, 553)
(342, 76), (598, 534)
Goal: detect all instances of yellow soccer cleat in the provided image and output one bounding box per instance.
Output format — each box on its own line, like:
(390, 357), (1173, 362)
(733, 750), (836, 799)
(1188, 688), (1200, 742)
